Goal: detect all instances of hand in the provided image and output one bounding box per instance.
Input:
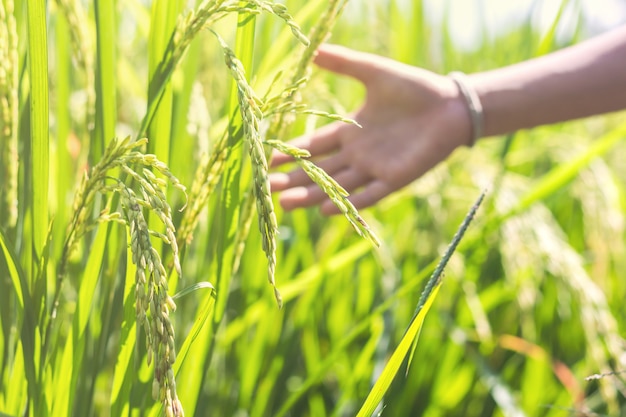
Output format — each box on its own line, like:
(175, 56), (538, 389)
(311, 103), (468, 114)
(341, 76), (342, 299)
(270, 44), (472, 215)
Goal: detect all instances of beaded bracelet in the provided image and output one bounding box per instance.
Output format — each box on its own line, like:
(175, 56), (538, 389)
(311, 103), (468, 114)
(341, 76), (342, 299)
(448, 71), (483, 147)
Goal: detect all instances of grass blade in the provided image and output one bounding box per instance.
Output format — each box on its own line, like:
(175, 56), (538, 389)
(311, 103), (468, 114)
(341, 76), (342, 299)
(26, 0), (49, 275)
(52, 6), (73, 261)
(0, 227), (27, 417)
(355, 283), (442, 417)
(94, 0), (117, 161)
(535, 0), (570, 56)
(147, 0), (183, 160)
(51, 222), (109, 415)
(171, 289), (216, 415)
(356, 192), (485, 417)
(0, 225), (40, 413)
(146, 0), (185, 272)
(110, 245), (140, 417)
(0, 227), (25, 311)
(174, 288), (216, 374)
(1, 340), (27, 416)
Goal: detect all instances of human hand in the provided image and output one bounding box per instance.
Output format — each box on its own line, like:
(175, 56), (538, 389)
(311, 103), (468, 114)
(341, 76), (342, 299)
(270, 44), (472, 215)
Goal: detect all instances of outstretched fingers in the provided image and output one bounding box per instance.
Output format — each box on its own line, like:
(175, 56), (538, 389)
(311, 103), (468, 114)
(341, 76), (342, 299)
(270, 121), (345, 166)
(320, 180), (392, 215)
(270, 44), (395, 214)
(276, 168), (373, 212)
(270, 152), (345, 191)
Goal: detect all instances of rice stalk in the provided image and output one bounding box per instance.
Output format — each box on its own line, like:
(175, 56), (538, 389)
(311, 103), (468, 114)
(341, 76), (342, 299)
(176, 76), (302, 248)
(0, 0), (18, 231)
(258, 0), (380, 246)
(267, 0), (348, 139)
(176, 2), (319, 265)
(139, 0), (227, 137)
(213, 31), (282, 306)
(140, 0), (307, 139)
(176, 1), (313, 248)
(266, 139), (380, 247)
(208, 0), (367, 309)
(175, 2), (364, 308)
(54, 0), (95, 134)
(247, 1), (310, 47)
(116, 183), (183, 417)
(177, 131), (229, 247)
(52, 136), (186, 415)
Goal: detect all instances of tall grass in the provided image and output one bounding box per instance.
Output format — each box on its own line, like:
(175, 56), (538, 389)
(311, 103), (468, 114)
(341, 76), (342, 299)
(1, 1), (626, 416)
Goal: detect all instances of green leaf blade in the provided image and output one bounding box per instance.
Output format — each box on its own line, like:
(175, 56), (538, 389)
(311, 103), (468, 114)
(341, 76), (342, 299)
(26, 0), (49, 268)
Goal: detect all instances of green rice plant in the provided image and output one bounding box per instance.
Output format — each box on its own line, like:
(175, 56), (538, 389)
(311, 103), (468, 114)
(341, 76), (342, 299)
(2, 1), (626, 416)
(2, 0), (381, 415)
(213, 29), (283, 305)
(355, 192), (485, 417)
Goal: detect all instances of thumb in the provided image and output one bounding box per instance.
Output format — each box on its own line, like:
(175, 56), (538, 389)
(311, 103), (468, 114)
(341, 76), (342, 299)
(314, 44), (382, 84)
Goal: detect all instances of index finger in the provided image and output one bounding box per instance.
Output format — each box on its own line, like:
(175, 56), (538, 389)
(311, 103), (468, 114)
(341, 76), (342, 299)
(315, 44), (384, 85)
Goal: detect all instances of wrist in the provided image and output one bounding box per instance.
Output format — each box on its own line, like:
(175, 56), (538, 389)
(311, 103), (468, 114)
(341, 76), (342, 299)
(435, 75), (475, 150)
(448, 71), (484, 147)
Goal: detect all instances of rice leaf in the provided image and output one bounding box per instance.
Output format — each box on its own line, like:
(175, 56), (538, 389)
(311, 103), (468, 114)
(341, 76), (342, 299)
(356, 191), (485, 417)
(146, 0), (184, 263)
(110, 245), (140, 417)
(172, 281), (215, 300)
(0, 227), (25, 311)
(52, 7), (73, 260)
(26, 0), (49, 273)
(355, 283), (442, 417)
(1, 340), (27, 416)
(147, 0), (183, 160)
(173, 289), (216, 413)
(0, 225), (40, 412)
(94, 0), (117, 162)
(75, 224), (108, 336)
(50, 325), (73, 417)
(51, 221), (109, 415)
(0, 229), (28, 416)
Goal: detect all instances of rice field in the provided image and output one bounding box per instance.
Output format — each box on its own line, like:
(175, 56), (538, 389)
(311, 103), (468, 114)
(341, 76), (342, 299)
(1, 1), (625, 416)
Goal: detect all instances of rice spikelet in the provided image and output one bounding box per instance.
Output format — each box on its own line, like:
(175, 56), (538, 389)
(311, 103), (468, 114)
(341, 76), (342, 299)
(213, 31), (282, 307)
(59, 137), (186, 416)
(266, 139), (380, 247)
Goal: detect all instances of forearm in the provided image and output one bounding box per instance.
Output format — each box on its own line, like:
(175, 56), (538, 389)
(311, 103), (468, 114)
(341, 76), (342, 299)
(469, 25), (626, 138)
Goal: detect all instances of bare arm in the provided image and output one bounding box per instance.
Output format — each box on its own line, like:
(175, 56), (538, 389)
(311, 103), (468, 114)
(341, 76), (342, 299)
(473, 25), (626, 136)
(270, 26), (626, 214)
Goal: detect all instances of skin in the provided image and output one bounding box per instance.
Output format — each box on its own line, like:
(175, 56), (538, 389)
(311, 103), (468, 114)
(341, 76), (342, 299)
(270, 25), (626, 215)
